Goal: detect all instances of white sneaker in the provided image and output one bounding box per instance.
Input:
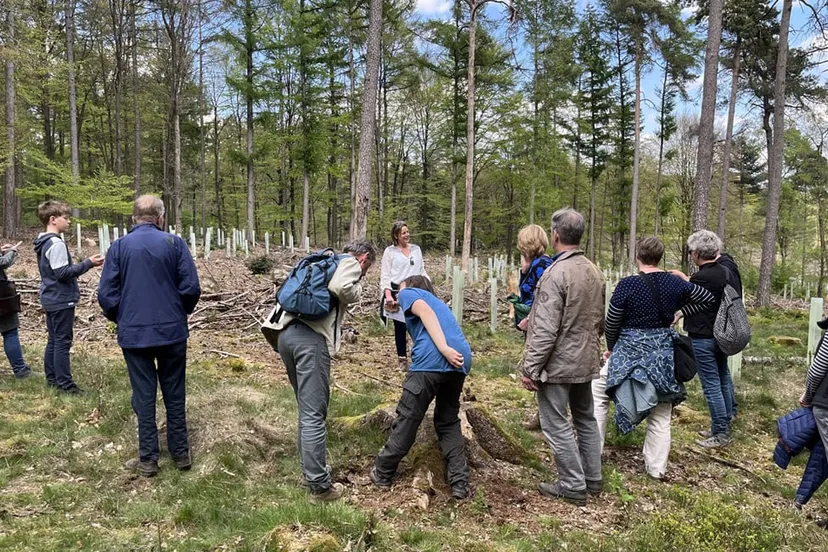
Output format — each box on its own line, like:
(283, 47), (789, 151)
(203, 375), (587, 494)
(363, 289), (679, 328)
(695, 433), (732, 448)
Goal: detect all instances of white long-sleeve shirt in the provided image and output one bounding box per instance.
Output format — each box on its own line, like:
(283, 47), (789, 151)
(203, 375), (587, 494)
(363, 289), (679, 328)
(379, 244), (428, 293)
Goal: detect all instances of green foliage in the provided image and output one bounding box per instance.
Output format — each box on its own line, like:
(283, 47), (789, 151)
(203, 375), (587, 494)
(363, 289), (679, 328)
(607, 469), (635, 505)
(246, 255), (275, 275)
(627, 490), (783, 552)
(18, 150), (133, 221)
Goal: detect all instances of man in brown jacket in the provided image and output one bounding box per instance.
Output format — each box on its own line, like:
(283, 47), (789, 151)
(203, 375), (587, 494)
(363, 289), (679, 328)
(521, 208), (605, 506)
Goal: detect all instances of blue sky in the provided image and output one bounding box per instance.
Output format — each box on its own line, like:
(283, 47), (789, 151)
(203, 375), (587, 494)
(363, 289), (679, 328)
(412, 0), (822, 136)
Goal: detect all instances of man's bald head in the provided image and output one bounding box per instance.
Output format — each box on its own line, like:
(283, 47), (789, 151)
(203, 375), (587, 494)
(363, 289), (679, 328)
(133, 195), (165, 224)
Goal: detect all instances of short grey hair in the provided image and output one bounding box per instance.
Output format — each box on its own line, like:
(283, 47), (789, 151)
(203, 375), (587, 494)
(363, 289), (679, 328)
(133, 195), (165, 222)
(343, 238), (377, 263)
(551, 208), (586, 246)
(687, 230), (721, 261)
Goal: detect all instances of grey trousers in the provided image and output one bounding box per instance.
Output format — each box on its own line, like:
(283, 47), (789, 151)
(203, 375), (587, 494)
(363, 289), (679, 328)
(277, 322), (333, 494)
(537, 381), (603, 492)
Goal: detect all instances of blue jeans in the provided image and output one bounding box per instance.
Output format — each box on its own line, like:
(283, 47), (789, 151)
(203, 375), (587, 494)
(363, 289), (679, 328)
(45, 308), (75, 388)
(692, 338), (733, 435)
(122, 340), (189, 462)
(3, 327), (28, 374)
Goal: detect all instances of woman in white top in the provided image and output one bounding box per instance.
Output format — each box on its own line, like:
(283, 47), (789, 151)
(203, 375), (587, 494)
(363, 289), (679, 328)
(380, 221), (429, 371)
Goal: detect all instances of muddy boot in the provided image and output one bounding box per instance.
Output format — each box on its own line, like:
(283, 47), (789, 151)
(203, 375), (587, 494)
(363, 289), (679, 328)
(522, 411), (541, 431)
(397, 356), (409, 372)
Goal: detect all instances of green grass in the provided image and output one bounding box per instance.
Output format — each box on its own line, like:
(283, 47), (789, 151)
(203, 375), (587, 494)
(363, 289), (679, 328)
(2, 316), (828, 550)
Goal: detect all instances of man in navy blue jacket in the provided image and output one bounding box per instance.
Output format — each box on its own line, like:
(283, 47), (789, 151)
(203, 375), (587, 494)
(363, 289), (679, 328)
(98, 195), (201, 477)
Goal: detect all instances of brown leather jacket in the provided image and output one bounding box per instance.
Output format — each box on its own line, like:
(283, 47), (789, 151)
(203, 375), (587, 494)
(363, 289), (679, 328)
(521, 249), (605, 384)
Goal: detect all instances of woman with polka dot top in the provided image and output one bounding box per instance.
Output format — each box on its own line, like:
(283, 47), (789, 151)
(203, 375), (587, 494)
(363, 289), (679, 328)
(592, 237), (714, 480)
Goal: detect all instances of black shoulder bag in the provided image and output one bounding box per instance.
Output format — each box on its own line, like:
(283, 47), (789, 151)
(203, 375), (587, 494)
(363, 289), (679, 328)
(0, 278), (21, 317)
(640, 273), (697, 383)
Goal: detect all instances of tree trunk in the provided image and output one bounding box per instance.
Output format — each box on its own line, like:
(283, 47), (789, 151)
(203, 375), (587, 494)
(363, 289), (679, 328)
(131, 0), (140, 194)
(4, 5), (17, 238)
(461, 3), (478, 272)
(654, 64), (669, 237)
(757, 0), (793, 306)
(717, 39), (741, 242)
(109, 0), (126, 176)
(350, 0), (382, 240)
(691, 0), (724, 232)
(246, 0), (255, 244)
(198, 5), (205, 229)
(819, 193), (826, 296)
(530, 39), (539, 225)
(66, 0), (80, 184)
(628, 48), (642, 268)
(450, 0), (461, 256)
(348, 2), (357, 238)
(213, 104), (223, 229)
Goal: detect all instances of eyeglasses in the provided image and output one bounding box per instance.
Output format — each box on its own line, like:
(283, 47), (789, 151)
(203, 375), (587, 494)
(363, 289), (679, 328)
(410, 256), (415, 266)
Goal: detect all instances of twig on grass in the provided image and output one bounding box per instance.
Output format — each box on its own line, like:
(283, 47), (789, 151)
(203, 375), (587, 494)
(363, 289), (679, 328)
(688, 447), (768, 483)
(204, 349), (242, 359)
(353, 370), (403, 390)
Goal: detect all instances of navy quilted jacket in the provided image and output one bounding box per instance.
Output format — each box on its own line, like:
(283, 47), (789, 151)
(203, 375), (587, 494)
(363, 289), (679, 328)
(774, 407), (828, 505)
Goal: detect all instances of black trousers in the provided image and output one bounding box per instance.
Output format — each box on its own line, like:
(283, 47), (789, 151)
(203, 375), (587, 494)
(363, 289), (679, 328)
(374, 371), (469, 486)
(393, 320), (407, 358)
(44, 307), (75, 388)
(122, 340), (189, 462)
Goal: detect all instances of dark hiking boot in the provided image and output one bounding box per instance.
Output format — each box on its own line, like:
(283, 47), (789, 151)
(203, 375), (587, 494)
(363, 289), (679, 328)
(59, 384), (86, 396)
(14, 367), (32, 379)
(451, 481), (470, 500)
(173, 454), (192, 471)
(310, 482), (345, 503)
(369, 466), (391, 490)
(538, 482), (587, 506)
(586, 479), (603, 497)
(124, 458), (159, 477)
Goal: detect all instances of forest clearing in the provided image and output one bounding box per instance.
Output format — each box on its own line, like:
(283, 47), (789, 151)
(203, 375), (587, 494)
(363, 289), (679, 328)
(4, 0), (828, 549)
(0, 244), (827, 551)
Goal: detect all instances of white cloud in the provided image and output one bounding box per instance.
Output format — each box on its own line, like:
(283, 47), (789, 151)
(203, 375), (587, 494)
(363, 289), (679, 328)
(680, 5), (698, 18)
(416, 0), (452, 14)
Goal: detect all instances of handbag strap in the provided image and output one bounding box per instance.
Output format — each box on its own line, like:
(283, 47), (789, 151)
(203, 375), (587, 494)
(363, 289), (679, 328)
(639, 273), (672, 328)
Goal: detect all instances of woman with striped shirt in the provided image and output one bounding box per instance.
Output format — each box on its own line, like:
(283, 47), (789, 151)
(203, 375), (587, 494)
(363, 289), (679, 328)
(592, 237), (714, 479)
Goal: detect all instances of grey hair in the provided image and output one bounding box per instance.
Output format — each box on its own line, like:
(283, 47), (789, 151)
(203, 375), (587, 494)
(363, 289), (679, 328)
(133, 195), (165, 222)
(551, 208), (586, 246)
(687, 230), (721, 261)
(343, 238), (378, 263)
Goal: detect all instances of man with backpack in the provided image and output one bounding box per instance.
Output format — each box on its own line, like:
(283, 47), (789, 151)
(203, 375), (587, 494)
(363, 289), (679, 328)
(262, 239), (376, 502)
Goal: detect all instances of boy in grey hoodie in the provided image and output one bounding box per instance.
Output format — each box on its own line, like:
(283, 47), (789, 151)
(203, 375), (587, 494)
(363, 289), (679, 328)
(33, 201), (103, 394)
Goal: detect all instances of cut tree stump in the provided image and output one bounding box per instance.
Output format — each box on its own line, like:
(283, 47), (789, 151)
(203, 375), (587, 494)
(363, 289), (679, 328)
(333, 401), (532, 481)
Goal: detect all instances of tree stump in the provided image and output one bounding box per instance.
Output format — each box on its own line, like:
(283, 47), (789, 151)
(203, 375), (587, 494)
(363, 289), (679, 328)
(333, 401), (531, 475)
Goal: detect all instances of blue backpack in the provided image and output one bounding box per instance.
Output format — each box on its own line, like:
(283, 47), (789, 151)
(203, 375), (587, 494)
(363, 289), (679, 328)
(276, 249), (342, 320)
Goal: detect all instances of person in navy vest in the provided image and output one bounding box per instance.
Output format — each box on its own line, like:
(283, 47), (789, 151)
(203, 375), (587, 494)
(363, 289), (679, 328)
(98, 195), (201, 477)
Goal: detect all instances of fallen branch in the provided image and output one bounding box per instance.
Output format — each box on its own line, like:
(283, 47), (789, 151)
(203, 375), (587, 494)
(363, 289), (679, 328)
(687, 447), (768, 483)
(204, 349), (242, 359)
(353, 370), (403, 389)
